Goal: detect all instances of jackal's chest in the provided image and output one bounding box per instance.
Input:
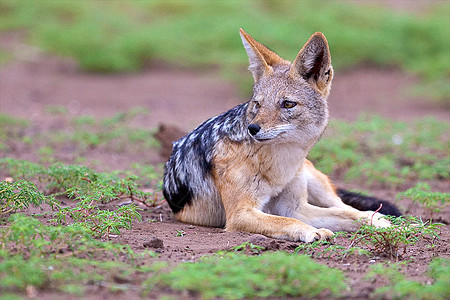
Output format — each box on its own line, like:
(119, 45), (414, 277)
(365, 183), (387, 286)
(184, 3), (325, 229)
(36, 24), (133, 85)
(212, 140), (306, 195)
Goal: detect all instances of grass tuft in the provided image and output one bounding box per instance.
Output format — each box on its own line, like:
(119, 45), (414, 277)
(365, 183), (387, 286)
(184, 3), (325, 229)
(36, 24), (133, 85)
(396, 182), (449, 217)
(145, 251), (347, 299)
(347, 216), (442, 259)
(367, 258), (450, 300)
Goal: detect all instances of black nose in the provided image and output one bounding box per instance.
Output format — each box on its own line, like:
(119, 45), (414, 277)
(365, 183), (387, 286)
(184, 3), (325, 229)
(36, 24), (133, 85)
(248, 124), (261, 136)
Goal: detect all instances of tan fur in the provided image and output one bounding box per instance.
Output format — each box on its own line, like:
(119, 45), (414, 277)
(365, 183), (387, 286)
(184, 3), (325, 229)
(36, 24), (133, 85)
(175, 194), (226, 227)
(212, 139), (333, 242)
(303, 159), (345, 208)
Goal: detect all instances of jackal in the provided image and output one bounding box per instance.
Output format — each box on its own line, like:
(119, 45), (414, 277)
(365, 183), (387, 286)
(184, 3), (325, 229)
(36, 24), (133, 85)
(162, 29), (400, 242)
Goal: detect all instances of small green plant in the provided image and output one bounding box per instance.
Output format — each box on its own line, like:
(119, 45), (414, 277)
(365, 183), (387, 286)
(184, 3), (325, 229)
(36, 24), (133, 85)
(50, 174), (155, 236)
(175, 230), (185, 237)
(0, 114), (29, 136)
(347, 216), (442, 259)
(295, 239), (348, 258)
(1, 159), (161, 205)
(0, 180), (45, 215)
(1, 158), (95, 192)
(145, 252), (347, 299)
(367, 258), (450, 300)
(232, 241), (265, 254)
(55, 199), (142, 237)
(294, 233), (372, 259)
(44, 105), (68, 115)
(396, 183), (449, 217)
(38, 146), (55, 163)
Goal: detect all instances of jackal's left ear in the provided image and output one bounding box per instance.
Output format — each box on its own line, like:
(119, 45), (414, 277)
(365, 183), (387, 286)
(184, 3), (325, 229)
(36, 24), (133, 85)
(240, 28), (289, 82)
(290, 32), (333, 97)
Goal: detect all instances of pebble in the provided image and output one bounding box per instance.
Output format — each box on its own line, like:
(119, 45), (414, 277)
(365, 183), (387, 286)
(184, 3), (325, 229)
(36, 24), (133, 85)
(143, 237), (164, 249)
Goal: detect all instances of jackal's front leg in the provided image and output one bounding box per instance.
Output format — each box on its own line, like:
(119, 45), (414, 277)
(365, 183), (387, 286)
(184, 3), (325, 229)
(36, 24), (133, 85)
(273, 171), (390, 232)
(219, 187), (333, 243)
(293, 204), (391, 232)
(302, 161), (390, 230)
(303, 159), (352, 209)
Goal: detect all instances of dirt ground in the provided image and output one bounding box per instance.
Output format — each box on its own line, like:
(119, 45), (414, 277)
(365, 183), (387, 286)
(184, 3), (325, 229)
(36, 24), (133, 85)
(1, 36), (449, 299)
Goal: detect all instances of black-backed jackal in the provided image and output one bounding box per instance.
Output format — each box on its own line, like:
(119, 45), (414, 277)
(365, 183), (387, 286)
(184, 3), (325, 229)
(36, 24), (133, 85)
(163, 29), (400, 242)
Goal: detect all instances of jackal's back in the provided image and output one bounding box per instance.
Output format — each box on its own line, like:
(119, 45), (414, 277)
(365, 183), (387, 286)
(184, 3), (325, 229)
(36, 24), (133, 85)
(162, 102), (249, 214)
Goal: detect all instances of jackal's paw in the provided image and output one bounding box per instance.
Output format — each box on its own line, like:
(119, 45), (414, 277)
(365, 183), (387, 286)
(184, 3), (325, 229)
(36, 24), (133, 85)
(366, 212), (391, 228)
(303, 228), (334, 243)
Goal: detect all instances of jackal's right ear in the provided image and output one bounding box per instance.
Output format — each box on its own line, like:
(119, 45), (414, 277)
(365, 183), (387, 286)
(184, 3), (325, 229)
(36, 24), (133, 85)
(240, 28), (288, 82)
(290, 32), (333, 97)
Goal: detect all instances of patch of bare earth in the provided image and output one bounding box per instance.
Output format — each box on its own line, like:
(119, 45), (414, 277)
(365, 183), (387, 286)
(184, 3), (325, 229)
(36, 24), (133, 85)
(1, 47), (449, 298)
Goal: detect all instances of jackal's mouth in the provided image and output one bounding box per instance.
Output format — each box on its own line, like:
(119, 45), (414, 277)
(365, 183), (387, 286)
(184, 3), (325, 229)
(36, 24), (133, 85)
(253, 137), (273, 142)
(250, 131), (287, 142)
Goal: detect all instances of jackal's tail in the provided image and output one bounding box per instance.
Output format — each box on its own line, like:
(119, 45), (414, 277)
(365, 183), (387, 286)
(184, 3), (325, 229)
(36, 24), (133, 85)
(337, 189), (401, 217)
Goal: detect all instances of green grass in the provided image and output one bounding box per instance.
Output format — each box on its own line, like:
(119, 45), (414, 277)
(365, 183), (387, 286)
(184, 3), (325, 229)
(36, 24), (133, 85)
(0, 214), (155, 295)
(0, 108), (159, 164)
(309, 116), (449, 187)
(1, 0), (448, 101)
(347, 216), (442, 259)
(0, 180), (45, 215)
(0, 114), (29, 142)
(0, 155), (447, 298)
(145, 251), (347, 299)
(0, 213), (348, 299)
(1, 214), (349, 298)
(1, 214), (142, 260)
(1, 213), (445, 299)
(295, 216), (443, 260)
(0, 212), (349, 299)
(1, 158), (161, 236)
(397, 182), (449, 217)
(56, 107), (159, 153)
(367, 258), (450, 300)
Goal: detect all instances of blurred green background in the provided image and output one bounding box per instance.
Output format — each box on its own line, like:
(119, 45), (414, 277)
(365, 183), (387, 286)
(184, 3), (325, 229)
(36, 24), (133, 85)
(1, 0), (449, 101)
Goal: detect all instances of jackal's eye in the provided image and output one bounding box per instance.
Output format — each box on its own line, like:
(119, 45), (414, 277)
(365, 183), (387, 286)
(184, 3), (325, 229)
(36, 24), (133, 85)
(281, 100), (297, 109)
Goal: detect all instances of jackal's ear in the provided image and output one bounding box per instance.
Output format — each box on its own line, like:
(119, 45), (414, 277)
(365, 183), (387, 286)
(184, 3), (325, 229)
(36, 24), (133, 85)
(240, 28), (288, 82)
(290, 32), (333, 97)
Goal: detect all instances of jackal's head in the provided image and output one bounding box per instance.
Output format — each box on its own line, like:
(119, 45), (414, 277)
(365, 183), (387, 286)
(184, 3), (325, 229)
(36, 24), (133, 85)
(240, 28), (333, 149)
